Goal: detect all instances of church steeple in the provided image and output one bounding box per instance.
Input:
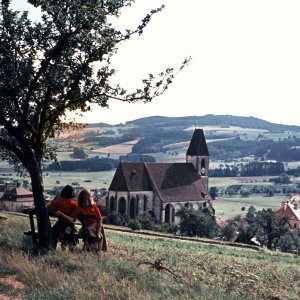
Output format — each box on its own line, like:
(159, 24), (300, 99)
(186, 129), (209, 189)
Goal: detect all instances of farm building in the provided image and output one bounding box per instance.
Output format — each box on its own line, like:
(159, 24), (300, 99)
(0, 183), (34, 212)
(275, 195), (300, 230)
(107, 128), (212, 224)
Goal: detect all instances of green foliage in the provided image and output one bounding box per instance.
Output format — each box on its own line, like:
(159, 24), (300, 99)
(72, 147), (87, 159)
(176, 207), (219, 238)
(127, 218), (141, 230)
(209, 186), (218, 199)
(0, 0), (187, 249)
(105, 211), (128, 226)
(47, 157), (118, 171)
(134, 212), (158, 230)
(256, 209), (290, 249)
(277, 232), (299, 252)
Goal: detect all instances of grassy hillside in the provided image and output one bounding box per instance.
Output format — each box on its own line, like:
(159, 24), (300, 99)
(0, 213), (299, 300)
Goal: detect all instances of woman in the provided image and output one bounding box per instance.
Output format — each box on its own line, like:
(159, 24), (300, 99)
(47, 185), (78, 250)
(57, 189), (104, 252)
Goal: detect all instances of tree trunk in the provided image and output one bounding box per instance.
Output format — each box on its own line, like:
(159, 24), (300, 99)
(267, 236), (273, 250)
(30, 168), (55, 251)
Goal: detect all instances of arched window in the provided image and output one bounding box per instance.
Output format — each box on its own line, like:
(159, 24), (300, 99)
(165, 204), (174, 223)
(136, 195), (140, 215)
(109, 196), (115, 212)
(130, 197), (136, 218)
(143, 195), (148, 211)
(184, 203), (192, 209)
(201, 159), (206, 175)
(118, 197), (126, 215)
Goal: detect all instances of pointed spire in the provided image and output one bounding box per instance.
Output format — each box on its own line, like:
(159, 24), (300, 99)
(186, 129), (209, 156)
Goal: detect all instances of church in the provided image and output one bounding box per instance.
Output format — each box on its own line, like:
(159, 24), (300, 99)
(107, 128), (211, 224)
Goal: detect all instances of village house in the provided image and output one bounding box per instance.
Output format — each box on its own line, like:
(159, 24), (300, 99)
(107, 128), (212, 224)
(0, 183), (34, 212)
(275, 195), (300, 229)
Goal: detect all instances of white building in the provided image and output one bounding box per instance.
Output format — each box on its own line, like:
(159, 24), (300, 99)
(107, 129), (212, 224)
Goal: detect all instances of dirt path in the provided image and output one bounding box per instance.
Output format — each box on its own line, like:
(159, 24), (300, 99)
(0, 275), (25, 300)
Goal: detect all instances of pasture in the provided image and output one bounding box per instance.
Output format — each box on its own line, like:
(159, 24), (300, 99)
(43, 170), (115, 191)
(0, 214), (299, 300)
(213, 195), (284, 219)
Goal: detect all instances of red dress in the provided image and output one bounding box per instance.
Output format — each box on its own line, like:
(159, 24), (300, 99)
(70, 205), (103, 225)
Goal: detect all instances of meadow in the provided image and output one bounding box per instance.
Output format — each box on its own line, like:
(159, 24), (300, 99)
(0, 214), (299, 300)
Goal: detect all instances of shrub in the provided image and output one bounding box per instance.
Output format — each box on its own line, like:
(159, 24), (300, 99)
(176, 208), (219, 238)
(105, 212), (128, 226)
(127, 219), (142, 230)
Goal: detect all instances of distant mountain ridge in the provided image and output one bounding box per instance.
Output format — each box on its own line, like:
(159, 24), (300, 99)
(88, 114), (300, 132)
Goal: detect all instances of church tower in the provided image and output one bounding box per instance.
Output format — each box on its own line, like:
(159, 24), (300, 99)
(186, 128), (209, 191)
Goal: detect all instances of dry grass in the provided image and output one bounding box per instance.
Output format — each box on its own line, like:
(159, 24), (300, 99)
(92, 139), (139, 154)
(0, 214), (300, 300)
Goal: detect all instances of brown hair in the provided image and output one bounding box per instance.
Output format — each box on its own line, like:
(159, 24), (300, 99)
(60, 185), (76, 198)
(77, 189), (95, 207)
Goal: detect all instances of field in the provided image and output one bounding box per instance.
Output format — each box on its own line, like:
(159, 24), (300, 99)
(213, 195), (284, 219)
(0, 165), (293, 220)
(43, 170), (116, 191)
(0, 214), (299, 300)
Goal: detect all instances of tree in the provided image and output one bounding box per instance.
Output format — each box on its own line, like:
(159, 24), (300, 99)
(209, 186), (218, 200)
(0, 0), (188, 250)
(233, 206), (258, 244)
(176, 207), (218, 238)
(255, 209), (290, 249)
(72, 147), (87, 159)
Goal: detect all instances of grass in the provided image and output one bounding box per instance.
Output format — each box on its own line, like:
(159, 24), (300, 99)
(213, 194), (284, 219)
(43, 170), (115, 191)
(0, 213), (300, 300)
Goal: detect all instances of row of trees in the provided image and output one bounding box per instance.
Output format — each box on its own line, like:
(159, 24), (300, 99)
(47, 157), (119, 171)
(104, 206), (299, 252)
(209, 161), (285, 177)
(221, 207), (299, 251)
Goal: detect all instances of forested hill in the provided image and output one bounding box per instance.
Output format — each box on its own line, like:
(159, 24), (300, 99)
(88, 114), (300, 132)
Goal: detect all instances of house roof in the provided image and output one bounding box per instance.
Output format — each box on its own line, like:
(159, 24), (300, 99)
(7, 186), (33, 196)
(275, 201), (300, 221)
(0, 185), (33, 201)
(109, 162), (208, 203)
(186, 129), (209, 156)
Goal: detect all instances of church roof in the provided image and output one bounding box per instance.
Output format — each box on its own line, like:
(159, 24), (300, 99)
(109, 162), (152, 192)
(145, 163), (207, 202)
(109, 162), (207, 203)
(186, 129), (209, 156)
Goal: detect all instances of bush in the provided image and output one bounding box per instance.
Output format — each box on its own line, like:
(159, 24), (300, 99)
(176, 208), (219, 238)
(105, 212), (128, 226)
(136, 213), (158, 230)
(157, 223), (179, 234)
(127, 219), (142, 230)
(277, 232), (299, 252)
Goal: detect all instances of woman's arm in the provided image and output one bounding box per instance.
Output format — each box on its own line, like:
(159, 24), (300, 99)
(96, 220), (103, 239)
(55, 211), (74, 223)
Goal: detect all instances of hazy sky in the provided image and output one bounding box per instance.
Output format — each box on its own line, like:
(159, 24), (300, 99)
(12, 1), (300, 126)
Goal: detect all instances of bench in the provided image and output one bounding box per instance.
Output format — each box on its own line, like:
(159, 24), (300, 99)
(22, 209), (107, 251)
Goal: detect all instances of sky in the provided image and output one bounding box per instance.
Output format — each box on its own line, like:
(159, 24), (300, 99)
(12, 1), (300, 126)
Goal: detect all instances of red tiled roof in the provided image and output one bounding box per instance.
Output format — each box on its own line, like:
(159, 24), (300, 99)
(275, 202), (300, 221)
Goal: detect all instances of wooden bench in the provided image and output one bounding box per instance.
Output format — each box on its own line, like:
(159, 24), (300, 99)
(22, 209), (107, 251)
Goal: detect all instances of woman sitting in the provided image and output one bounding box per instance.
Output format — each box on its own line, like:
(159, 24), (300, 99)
(57, 189), (104, 252)
(47, 185), (78, 250)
